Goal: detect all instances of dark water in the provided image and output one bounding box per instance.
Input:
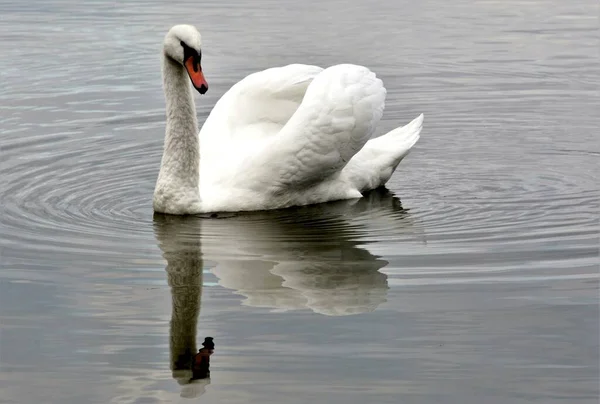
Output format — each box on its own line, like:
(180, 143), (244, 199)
(1, 0), (598, 403)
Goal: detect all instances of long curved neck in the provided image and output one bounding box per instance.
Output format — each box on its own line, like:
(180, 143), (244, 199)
(154, 55), (201, 213)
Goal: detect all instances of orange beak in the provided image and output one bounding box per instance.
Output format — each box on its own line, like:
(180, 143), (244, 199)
(184, 57), (208, 94)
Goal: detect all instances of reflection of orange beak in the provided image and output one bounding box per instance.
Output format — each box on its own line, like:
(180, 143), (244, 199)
(184, 57), (208, 94)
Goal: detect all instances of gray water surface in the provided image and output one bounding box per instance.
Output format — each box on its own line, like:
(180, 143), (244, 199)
(1, 0), (598, 403)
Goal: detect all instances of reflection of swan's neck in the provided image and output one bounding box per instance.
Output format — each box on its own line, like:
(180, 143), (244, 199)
(154, 55), (200, 212)
(166, 245), (203, 381)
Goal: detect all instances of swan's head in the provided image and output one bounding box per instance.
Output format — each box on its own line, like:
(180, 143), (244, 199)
(163, 24), (208, 94)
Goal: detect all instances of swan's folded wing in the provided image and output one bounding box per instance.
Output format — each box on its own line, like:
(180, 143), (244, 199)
(200, 64), (324, 143)
(246, 64), (386, 189)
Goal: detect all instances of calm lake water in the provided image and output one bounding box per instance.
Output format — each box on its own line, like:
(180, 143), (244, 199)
(1, 0), (598, 403)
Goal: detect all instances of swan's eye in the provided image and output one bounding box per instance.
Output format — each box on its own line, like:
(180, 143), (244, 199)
(180, 40), (201, 64)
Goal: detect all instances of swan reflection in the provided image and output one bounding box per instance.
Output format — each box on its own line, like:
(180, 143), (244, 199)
(154, 189), (416, 395)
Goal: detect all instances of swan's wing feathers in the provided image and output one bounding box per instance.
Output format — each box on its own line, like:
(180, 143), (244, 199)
(238, 64), (324, 99)
(263, 64), (386, 188)
(201, 64), (323, 141)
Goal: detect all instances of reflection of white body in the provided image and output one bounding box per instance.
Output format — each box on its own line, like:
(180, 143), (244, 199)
(214, 261), (387, 316)
(155, 189), (418, 318)
(209, 236), (389, 316)
(154, 25), (424, 214)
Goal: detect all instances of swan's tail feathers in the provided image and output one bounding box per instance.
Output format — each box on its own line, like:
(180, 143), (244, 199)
(343, 114), (424, 192)
(369, 113), (423, 157)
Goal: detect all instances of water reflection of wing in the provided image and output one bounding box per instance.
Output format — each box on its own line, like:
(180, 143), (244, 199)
(153, 216), (206, 397)
(202, 188), (415, 316)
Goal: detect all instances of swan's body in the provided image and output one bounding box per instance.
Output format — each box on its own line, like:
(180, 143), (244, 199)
(154, 25), (423, 215)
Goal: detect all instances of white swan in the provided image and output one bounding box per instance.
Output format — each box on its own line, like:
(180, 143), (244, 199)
(154, 24), (424, 215)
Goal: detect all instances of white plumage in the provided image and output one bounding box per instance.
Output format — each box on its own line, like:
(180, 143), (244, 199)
(154, 25), (423, 215)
